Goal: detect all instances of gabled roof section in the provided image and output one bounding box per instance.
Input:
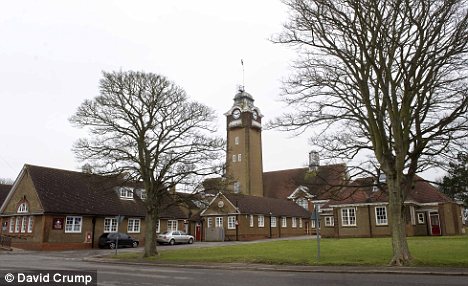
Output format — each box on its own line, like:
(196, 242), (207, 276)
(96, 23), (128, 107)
(224, 193), (311, 218)
(0, 184), (12, 208)
(22, 164), (188, 218)
(325, 175), (453, 207)
(263, 164), (347, 200)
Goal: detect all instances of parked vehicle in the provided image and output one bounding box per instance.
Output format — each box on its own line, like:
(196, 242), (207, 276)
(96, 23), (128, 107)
(157, 231), (194, 245)
(98, 232), (139, 249)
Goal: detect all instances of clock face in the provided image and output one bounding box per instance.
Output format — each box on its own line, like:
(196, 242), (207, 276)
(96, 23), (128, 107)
(252, 110), (258, 120)
(232, 109), (241, 119)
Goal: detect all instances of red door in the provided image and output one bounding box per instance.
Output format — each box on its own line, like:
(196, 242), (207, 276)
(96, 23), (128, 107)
(195, 224), (201, 241)
(430, 213), (441, 236)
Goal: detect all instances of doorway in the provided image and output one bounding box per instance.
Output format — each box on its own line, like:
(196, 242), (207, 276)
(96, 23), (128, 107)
(430, 212), (441, 236)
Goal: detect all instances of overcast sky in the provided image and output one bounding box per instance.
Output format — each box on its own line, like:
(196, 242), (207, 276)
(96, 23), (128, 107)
(0, 0), (441, 182)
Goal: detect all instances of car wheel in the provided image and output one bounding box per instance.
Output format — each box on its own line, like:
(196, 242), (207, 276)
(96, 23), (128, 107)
(188, 238), (193, 244)
(109, 242), (116, 249)
(169, 239), (175, 246)
(132, 241), (139, 248)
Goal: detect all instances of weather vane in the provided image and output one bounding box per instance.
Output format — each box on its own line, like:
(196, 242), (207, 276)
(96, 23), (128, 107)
(239, 59), (245, 92)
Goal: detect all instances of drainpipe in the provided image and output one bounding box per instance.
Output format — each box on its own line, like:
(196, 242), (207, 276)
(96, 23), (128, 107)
(91, 216), (96, 248)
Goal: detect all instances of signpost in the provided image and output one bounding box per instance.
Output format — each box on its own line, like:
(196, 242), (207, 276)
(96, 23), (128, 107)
(311, 207), (320, 262)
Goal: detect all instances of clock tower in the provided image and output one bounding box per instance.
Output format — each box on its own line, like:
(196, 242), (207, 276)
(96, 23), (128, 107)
(225, 87), (264, 197)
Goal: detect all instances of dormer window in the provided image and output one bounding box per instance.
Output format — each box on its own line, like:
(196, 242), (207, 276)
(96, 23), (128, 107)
(296, 198), (308, 210)
(119, 187), (134, 200)
(17, 202), (29, 213)
(138, 189), (147, 200)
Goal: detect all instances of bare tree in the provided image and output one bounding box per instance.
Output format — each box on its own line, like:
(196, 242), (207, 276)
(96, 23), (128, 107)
(0, 178), (13, 185)
(70, 71), (224, 257)
(272, 0), (468, 266)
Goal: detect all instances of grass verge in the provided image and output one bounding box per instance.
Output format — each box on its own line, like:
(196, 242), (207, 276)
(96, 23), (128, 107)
(112, 235), (468, 267)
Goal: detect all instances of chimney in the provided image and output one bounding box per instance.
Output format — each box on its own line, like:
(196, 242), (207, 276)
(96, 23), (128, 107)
(308, 151), (320, 171)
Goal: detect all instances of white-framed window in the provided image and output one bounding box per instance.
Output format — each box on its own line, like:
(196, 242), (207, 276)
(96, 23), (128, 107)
(168, 220), (178, 232)
(299, 218), (303, 228)
(9, 217), (15, 233)
(297, 198), (308, 210)
(228, 216), (236, 229)
(119, 187), (133, 199)
(27, 216), (34, 233)
(127, 218), (141, 233)
(235, 136), (240, 145)
(417, 213), (425, 224)
(258, 215), (265, 227)
(15, 217), (21, 233)
(138, 189), (147, 200)
(281, 217), (287, 228)
(17, 202), (29, 213)
(237, 154), (242, 162)
(375, 206), (388, 225)
(21, 216), (27, 233)
(215, 217), (223, 228)
(292, 217), (297, 228)
(249, 215), (254, 227)
(311, 219), (316, 228)
(271, 216), (277, 227)
(104, 218), (118, 233)
(65, 216), (82, 233)
(207, 217), (213, 228)
(155, 219), (160, 233)
(341, 208), (356, 226)
(325, 216), (334, 226)
(232, 155), (237, 162)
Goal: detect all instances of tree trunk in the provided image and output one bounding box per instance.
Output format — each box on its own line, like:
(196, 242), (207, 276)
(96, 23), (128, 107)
(387, 178), (412, 266)
(143, 211), (159, 257)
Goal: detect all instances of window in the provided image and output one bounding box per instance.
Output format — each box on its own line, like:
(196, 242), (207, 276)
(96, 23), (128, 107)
(325, 216), (334, 227)
(297, 198), (308, 210)
(15, 217), (21, 233)
(417, 213), (425, 224)
(138, 189), (147, 200)
(237, 154), (242, 162)
(315, 204), (323, 213)
(311, 219), (316, 228)
(27, 216), (34, 233)
(299, 218), (303, 228)
(167, 220), (178, 232)
(9, 217), (15, 233)
(215, 217), (223, 228)
(271, 216), (277, 227)
(127, 218), (141, 233)
(17, 202), (29, 213)
(375, 206), (388, 225)
(258, 215), (265, 227)
(65, 216), (82, 233)
(281, 217), (287, 228)
(249, 215), (254, 227)
(235, 136), (239, 145)
(21, 217), (27, 233)
(341, 208), (356, 226)
(232, 155), (237, 162)
(155, 219), (160, 233)
(292, 217), (297, 228)
(228, 216), (236, 229)
(119, 187), (133, 199)
(207, 217), (213, 228)
(104, 218), (118, 233)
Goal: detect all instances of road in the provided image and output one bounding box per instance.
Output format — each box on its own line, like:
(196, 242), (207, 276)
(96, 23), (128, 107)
(0, 249), (467, 286)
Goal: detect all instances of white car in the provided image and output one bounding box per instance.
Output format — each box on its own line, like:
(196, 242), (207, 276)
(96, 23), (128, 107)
(157, 231), (194, 245)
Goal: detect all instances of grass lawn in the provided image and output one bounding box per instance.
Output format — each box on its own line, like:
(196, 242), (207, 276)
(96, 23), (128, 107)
(113, 235), (468, 267)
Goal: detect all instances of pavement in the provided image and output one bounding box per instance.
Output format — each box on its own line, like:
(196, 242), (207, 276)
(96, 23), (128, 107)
(3, 236), (468, 276)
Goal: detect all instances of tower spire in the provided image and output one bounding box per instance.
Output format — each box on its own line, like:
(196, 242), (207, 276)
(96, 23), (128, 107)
(240, 59), (245, 92)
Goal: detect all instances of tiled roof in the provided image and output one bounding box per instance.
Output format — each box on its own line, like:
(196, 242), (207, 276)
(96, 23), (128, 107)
(23, 164), (187, 218)
(0, 184), (12, 207)
(263, 164), (347, 200)
(224, 193), (311, 218)
(325, 176), (452, 207)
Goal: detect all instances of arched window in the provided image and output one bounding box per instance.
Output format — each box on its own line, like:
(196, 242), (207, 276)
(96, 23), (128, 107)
(17, 202), (29, 213)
